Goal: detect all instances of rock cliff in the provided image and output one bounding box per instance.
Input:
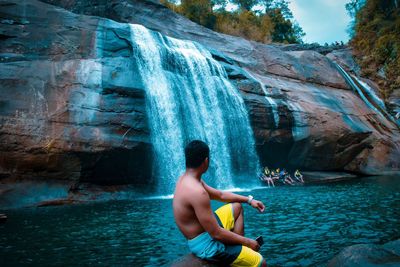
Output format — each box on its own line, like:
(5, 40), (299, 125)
(0, 0), (399, 185)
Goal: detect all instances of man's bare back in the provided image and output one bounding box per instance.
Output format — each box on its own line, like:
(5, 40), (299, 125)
(173, 174), (207, 239)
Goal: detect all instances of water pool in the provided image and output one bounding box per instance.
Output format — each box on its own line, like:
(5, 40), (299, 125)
(1, 176), (399, 266)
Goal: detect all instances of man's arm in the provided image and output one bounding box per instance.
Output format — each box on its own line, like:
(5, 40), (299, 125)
(201, 180), (265, 212)
(191, 188), (260, 251)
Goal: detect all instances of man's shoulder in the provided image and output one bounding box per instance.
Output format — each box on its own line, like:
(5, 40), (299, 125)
(178, 181), (209, 204)
(176, 177), (206, 196)
(187, 182), (207, 197)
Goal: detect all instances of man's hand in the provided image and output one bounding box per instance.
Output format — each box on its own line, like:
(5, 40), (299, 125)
(245, 238), (261, 252)
(251, 199), (265, 213)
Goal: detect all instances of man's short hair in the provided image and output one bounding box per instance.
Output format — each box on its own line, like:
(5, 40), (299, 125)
(184, 140), (209, 168)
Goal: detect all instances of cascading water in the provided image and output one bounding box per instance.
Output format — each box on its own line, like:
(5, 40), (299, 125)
(335, 63), (397, 125)
(129, 24), (260, 193)
(264, 96), (280, 128)
(287, 102), (309, 141)
(245, 71), (280, 128)
(353, 76), (386, 111)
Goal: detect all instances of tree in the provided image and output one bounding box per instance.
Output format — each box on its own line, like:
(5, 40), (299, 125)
(162, 0), (304, 44)
(268, 8), (304, 43)
(345, 0), (366, 36)
(345, 0), (365, 17)
(180, 0), (216, 29)
(271, 0), (293, 18)
(231, 0), (260, 10)
(348, 0), (400, 100)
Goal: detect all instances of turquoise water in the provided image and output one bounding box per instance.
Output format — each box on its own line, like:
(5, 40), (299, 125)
(1, 176), (399, 266)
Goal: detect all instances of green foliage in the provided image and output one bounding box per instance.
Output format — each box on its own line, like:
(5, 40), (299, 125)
(267, 8), (304, 43)
(231, 0), (259, 10)
(345, 0), (366, 17)
(180, 0), (217, 29)
(161, 0), (304, 44)
(215, 9), (274, 42)
(348, 0), (400, 99)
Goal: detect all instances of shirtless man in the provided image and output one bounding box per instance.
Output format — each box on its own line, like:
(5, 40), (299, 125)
(173, 140), (267, 267)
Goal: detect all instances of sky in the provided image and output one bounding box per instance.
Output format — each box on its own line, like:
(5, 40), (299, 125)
(224, 0), (352, 44)
(288, 0), (352, 44)
(188, 0), (353, 45)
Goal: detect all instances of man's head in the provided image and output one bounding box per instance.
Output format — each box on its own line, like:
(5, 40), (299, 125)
(184, 140), (209, 172)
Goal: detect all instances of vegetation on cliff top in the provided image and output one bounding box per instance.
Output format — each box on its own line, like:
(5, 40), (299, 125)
(161, 0), (304, 44)
(347, 0), (400, 101)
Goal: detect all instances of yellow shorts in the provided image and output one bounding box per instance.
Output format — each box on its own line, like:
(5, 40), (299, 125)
(214, 203), (264, 267)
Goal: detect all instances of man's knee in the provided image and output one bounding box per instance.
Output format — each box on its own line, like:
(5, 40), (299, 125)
(231, 202), (243, 218)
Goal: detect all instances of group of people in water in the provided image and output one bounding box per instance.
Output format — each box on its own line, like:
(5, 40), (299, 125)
(259, 167), (304, 187)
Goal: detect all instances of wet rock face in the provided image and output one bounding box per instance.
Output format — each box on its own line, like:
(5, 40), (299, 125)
(0, 0), (399, 184)
(235, 74), (400, 173)
(0, 0), (152, 184)
(326, 48), (360, 75)
(388, 89), (400, 125)
(40, 0), (349, 90)
(37, 0), (400, 175)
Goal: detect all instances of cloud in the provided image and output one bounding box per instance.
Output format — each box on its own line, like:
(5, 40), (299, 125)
(289, 0), (352, 44)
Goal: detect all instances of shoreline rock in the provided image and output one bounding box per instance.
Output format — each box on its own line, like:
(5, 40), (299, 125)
(36, 198), (86, 207)
(328, 239), (400, 267)
(302, 172), (359, 184)
(0, 179), (152, 209)
(170, 254), (219, 267)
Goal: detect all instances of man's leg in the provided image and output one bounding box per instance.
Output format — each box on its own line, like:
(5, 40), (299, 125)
(232, 202), (244, 236)
(215, 203), (268, 267)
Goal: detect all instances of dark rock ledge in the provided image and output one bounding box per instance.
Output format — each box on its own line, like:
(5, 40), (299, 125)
(328, 239), (400, 267)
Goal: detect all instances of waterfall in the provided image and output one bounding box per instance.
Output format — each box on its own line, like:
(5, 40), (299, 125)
(287, 102), (309, 141)
(245, 71), (280, 128)
(245, 71), (309, 140)
(129, 24), (260, 193)
(353, 75), (398, 125)
(335, 63), (398, 126)
(353, 76), (386, 111)
(264, 96), (280, 128)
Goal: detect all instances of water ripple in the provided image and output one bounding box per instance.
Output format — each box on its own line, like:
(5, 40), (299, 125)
(0, 176), (399, 266)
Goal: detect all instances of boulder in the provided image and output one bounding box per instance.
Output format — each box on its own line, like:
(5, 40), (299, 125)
(171, 254), (219, 267)
(328, 240), (400, 267)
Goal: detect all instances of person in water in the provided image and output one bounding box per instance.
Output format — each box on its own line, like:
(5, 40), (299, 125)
(280, 169), (294, 185)
(294, 169), (304, 183)
(173, 140), (267, 267)
(270, 171), (279, 181)
(259, 167), (274, 187)
(263, 167), (270, 177)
